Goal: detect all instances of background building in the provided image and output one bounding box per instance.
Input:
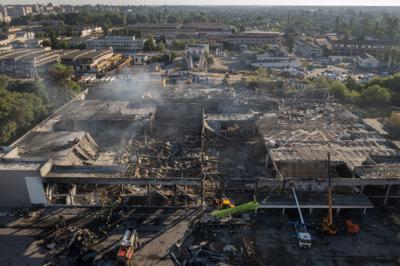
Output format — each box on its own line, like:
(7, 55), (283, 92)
(185, 44), (210, 58)
(86, 36), (145, 54)
(294, 39), (323, 58)
(357, 53), (380, 69)
(128, 23), (181, 38)
(0, 48), (62, 77)
(223, 31), (284, 49)
(331, 39), (400, 60)
(61, 48), (122, 75)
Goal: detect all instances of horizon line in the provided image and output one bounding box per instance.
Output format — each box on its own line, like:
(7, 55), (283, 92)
(4, 3), (400, 7)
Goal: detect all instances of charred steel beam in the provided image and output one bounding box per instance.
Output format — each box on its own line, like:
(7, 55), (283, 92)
(42, 177), (202, 186)
(257, 177), (400, 189)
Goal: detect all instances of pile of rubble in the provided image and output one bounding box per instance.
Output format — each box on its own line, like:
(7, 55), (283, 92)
(117, 137), (201, 179)
(43, 224), (99, 264)
(180, 241), (240, 265)
(176, 238), (265, 266)
(43, 202), (124, 264)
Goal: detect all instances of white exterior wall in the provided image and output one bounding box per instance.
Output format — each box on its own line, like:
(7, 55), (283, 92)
(87, 36), (144, 53)
(185, 44), (209, 57)
(251, 59), (301, 68)
(25, 176), (46, 205)
(358, 57), (379, 68)
(0, 169), (46, 206)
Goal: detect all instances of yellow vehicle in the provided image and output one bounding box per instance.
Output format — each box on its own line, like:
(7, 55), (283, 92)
(215, 198), (235, 209)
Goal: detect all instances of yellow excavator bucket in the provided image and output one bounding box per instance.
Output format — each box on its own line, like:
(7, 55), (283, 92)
(222, 198), (235, 208)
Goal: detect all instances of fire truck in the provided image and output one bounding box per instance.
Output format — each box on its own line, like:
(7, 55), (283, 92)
(116, 228), (139, 265)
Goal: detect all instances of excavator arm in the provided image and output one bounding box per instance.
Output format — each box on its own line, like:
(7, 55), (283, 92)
(211, 201), (259, 218)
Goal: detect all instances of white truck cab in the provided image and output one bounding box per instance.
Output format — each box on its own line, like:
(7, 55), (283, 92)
(298, 232), (312, 248)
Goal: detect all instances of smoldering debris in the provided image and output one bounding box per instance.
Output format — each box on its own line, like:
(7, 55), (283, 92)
(118, 137), (201, 179)
(114, 136), (202, 204)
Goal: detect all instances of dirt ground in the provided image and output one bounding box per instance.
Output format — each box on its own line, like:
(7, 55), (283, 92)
(254, 209), (400, 266)
(255, 210), (400, 266)
(0, 207), (200, 266)
(0, 208), (399, 266)
(185, 208), (400, 266)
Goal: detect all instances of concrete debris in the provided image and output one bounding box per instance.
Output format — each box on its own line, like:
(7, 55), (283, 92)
(46, 242), (57, 250)
(223, 244), (237, 254)
(242, 237), (265, 265)
(183, 243), (229, 264)
(390, 214), (400, 226)
(43, 224), (99, 265)
(43, 262), (58, 266)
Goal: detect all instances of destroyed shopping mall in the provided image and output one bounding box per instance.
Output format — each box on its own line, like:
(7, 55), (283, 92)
(0, 70), (400, 266)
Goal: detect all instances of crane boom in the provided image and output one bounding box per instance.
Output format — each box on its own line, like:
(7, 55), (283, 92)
(292, 187), (307, 232)
(321, 152), (337, 235)
(291, 186), (312, 248)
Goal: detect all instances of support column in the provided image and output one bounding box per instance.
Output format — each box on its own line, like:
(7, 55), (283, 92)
(46, 184), (57, 204)
(173, 185), (177, 205)
(66, 184), (76, 205)
(94, 189), (100, 205)
(359, 185), (365, 194)
(201, 178), (204, 207)
(147, 184), (152, 205)
(384, 185), (392, 207)
(254, 181), (258, 201)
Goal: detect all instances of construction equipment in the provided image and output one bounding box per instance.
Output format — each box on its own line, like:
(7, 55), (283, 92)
(292, 186), (312, 248)
(345, 220), (360, 235)
(321, 153), (337, 235)
(215, 198), (235, 209)
(116, 228), (139, 265)
(211, 201), (258, 219)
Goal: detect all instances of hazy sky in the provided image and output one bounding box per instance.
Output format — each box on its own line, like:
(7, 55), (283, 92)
(4, 0), (400, 5)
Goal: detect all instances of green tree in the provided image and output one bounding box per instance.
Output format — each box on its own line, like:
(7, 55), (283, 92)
(0, 83), (47, 144)
(166, 15), (177, 23)
(156, 42), (165, 52)
(48, 63), (74, 85)
(143, 38), (157, 52)
(360, 85), (391, 106)
(345, 77), (363, 93)
(329, 80), (349, 99)
(329, 80), (360, 103)
(172, 40), (188, 50)
(47, 63), (80, 104)
(256, 67), (268, 80)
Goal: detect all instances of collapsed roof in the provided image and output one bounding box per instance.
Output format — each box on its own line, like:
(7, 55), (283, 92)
(257, 103), (400, 174)
(14, 131), (99, 165)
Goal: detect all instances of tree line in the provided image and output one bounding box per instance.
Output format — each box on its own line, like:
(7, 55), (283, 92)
(323, 74), (400, 107)
(0, 63), (80, 144)
(5, 6), (400, 41)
